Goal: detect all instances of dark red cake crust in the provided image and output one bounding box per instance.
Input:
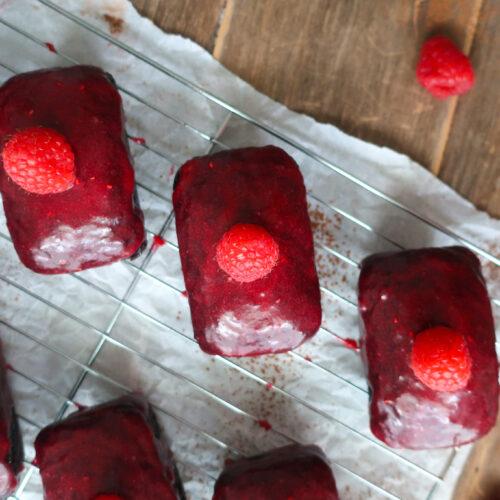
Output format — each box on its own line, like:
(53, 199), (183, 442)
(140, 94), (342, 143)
(358, 246), (499, 449)
(173, 146), (321, 356)
(0, 342), (23, 497)
(212, 444), (339, 500)
(34, 394), (184, 500)
(0, 66), (145, 273)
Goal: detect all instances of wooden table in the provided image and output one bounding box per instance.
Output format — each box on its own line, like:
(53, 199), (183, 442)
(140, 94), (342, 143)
(131, 2), (500, 498)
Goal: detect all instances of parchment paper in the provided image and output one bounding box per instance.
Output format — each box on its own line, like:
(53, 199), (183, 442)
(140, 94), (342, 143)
(1, 1), (499, 498)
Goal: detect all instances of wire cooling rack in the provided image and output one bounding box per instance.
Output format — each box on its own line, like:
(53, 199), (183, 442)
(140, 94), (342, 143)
(1, 1), (500, 499)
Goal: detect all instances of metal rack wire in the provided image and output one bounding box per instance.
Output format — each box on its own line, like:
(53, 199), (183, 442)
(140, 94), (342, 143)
(0, 1), (499, 498)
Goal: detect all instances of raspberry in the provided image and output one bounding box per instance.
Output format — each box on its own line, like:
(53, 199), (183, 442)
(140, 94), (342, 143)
(216, 223), (279, 283)
(411, 326), (471, 392)
(93, 496), (124, 500)
(416, 36), (474, 98)
(2, 127), (76, 194)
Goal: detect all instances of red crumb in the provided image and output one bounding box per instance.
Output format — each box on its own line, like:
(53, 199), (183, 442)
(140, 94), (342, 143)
(341, 338), (360, 351)
(132, 136), (146, 145)
(45, 42), (57, 53)
(151, 234), (166, 252)
(266, 382), (273, 389)
(258, 419), (272, 431)
(330, 332), (360, 351)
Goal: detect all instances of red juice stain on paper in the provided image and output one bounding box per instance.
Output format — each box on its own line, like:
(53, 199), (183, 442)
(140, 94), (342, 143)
(258, 419), (272, 431)
(181, 290), (188, 298)
(151, 235), (166, 252)
(73, 402), (87, 411)
(5, 364), (13, 371)
(132, 136), (146, 145)
(45, 42), (57, 53)
(266, 382), (273, 389)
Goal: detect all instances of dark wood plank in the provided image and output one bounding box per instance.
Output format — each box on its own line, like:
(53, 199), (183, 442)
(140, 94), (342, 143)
(453, 399), (500, 500)
(212, 0), (481, 177)
(438, 0), (500, 217)
(131, 0), (226, 52)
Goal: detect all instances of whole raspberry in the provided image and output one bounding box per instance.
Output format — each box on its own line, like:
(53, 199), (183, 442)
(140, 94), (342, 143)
(416, 36), (474, 98)
(411, 326), (471, 392)
(216, 223), (279, 283)
(2, 127), (76, 194)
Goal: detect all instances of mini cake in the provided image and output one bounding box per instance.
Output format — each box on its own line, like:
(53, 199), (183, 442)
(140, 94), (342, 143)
(173, 146), (322, 356)
(358, 246), (499, 449)
(212, 444), (339, 499)
(0, 342), (23, 497)
(0, 65), (146, 273)
(34, 394), (184, 500)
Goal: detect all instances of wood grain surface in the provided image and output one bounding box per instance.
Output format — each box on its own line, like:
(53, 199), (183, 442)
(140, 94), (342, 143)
(132, 0), (226, 51)
(131, 1), (500, 498)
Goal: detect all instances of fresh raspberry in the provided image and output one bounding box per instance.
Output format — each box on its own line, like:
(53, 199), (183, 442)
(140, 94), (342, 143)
(2, 127), (76, 194)
(216, 223), (279, 283)
(416, 36), (474, 98)
(93, 496), (124, 500)
(411, 326), (471, 392)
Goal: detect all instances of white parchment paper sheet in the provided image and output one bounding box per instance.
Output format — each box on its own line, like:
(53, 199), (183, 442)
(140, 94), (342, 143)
(1, 0), (499, 498)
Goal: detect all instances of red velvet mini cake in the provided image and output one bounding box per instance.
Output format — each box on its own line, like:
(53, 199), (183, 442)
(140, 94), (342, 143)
(358, 246), (499, 449)
(0, 66), (145, 273)
(173, 146), (322, 356)
(34, 394), (184, 500)
(0, 342), (23, 497)
(212, 444), (339, 500)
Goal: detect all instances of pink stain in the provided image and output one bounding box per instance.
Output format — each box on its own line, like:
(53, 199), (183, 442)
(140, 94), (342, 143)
(266, 382), (273, 389)
(45, 42), (57, 53)
(258, 419), (272, 431)
(132, 136), (146, 145)
(181, 290), (188, 298)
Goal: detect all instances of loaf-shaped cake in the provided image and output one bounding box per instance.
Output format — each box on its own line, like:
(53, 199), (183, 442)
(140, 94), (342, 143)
(173, 146), (321, 356)
(358, 246), (499, 448)
(0, 341), (23, 497)
(212, 444), (338, 499)
(0, 65), (146, 273)
(34, 394), (184, 499)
